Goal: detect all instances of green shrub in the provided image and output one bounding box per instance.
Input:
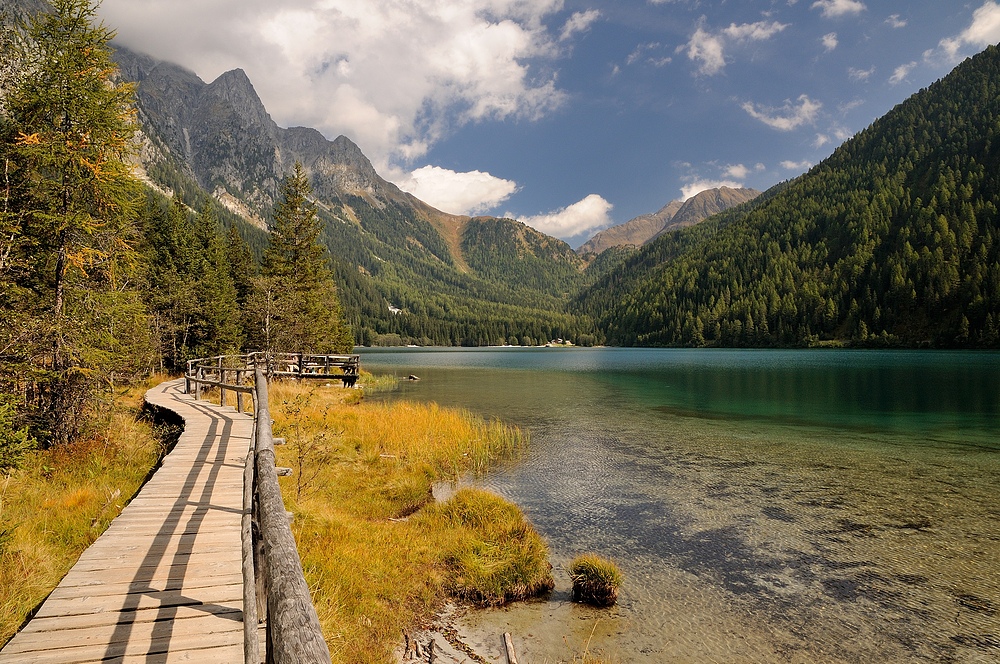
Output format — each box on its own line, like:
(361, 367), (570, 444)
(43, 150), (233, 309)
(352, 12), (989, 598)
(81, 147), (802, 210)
(439, 488), (554, 606)
(0, 396), (35, 471)
(569, 553), (623, 607)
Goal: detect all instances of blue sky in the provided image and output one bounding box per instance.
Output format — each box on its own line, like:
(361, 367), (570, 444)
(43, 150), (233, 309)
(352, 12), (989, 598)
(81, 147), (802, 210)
(97, 1), (1000, 247)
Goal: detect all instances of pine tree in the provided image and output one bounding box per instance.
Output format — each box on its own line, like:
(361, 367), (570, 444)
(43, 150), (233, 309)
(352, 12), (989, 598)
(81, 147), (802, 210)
(192, 203), (242, 357)
(1, 0), (150, 444)
(252, 162), (352, 353)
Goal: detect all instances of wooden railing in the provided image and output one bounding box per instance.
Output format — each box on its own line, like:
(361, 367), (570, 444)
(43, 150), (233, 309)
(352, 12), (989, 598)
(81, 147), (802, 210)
(185, 352), (357, 663)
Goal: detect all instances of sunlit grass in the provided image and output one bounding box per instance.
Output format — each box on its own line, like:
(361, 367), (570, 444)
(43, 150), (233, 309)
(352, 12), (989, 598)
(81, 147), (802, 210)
(269, 380), (551, 664)
(569, 553), (623, 607)
(0, 375), (169, 647)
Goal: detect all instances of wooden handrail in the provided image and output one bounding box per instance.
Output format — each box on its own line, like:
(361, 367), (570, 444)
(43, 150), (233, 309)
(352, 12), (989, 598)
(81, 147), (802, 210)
(184, 354), (343, 663)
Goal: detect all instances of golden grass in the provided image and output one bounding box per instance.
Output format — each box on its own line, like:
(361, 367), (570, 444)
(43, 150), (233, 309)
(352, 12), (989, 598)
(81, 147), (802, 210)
(0, 375), (170, 647)
(268, 381), (551, 664)
(569, 553), (623, 607)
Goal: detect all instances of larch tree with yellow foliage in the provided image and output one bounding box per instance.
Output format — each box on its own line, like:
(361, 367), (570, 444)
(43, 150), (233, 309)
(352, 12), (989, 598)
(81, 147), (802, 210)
(1, 0), (153, 447)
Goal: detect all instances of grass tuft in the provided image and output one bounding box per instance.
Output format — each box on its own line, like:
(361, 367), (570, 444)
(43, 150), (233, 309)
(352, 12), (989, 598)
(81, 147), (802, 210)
(569, 553), (623, 607)
(433, 488), (553, 607)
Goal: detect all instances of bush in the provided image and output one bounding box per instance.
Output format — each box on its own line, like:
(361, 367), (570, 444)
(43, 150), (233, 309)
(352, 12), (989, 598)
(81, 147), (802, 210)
(0, 396), (35, 471)
(569, 553), (623, 607)
(439, 488), (554, 606)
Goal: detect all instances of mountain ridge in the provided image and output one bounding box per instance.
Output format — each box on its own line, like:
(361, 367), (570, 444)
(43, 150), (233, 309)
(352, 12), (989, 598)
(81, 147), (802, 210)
(578, 187), (760, 255)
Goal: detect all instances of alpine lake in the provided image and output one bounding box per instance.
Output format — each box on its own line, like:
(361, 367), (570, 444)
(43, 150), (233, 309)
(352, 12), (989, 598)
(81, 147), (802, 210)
(359, 347), (1000, 663)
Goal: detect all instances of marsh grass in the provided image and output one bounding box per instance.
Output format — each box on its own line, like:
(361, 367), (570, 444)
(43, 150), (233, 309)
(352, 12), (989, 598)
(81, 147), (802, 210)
(0, 375), (169, 646)
(569, 554), (623, 607)
(268, 381), (551, 664)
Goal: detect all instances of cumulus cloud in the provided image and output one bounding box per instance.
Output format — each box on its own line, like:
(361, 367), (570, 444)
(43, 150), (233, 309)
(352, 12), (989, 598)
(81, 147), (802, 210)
(680, 179), (743, 200)
(560, 9), (601, 42)
(742, 95), (822, 131)
(96, 0), (574, 171)
(395, 166), (518, 215)
(848, 66), (875, 81)
(510, 194), (614, 238)
(780, 160), (812, 170)
(822, 32), (838, 51)
(889, 61), (917, 85)
(886, 14), (907, 29)
(684, 26), (727, 75)
(722, 21), (789, 41)
(811, 0), (866, 19)
(722, 163), (764, 179)
(724, 164), (751, 179)
(683, 19), (788, 75)
(935, 1), (1000, 62)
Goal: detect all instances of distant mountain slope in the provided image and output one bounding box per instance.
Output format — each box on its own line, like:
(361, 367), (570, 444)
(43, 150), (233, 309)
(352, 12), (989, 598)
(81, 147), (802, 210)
(577, 45), (1000, 348)
(651, 187), (761, 240)
(577, 187), (759, 255)
(578, 200), (682, 255)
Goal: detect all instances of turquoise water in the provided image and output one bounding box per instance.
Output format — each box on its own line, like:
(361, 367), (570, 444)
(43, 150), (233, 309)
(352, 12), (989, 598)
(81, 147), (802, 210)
(360, 348), (1000, 663)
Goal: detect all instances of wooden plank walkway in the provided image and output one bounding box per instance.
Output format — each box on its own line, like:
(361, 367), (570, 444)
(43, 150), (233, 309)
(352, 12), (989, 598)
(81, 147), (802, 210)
(0, 379), (254, 663)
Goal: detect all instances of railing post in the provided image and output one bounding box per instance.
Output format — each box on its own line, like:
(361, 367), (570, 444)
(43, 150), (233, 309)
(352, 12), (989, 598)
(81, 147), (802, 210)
(219, 356), (227, 408)
(185, 360), (193, 394)
(236, 369), (244, 413)
(196, 365), (203, 401)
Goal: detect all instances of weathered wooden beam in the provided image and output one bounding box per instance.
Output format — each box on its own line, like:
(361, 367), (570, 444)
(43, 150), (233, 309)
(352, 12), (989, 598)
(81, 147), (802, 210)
(254, 369), (331, 664)
(241, 411), (260, 664)
(503, 633), (518, 664)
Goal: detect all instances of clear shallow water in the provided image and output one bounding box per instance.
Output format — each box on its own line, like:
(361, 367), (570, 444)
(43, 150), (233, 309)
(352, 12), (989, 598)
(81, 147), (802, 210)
(360, 348), (1000, 663)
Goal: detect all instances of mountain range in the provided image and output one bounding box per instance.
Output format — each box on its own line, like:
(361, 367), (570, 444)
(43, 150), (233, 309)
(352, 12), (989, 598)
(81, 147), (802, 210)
(105, 40), (754, 346)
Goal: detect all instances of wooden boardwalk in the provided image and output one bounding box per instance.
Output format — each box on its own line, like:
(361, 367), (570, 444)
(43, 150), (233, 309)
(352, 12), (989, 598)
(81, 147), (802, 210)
(0, 379), (254, 663)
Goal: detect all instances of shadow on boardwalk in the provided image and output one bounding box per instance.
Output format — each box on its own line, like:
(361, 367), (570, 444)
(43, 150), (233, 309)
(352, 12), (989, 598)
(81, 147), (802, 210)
(0, 379), (253, 663)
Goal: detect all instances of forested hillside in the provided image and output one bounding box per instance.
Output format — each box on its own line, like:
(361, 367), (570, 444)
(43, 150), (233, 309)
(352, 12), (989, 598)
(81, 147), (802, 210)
(577, 45), (1000, 348)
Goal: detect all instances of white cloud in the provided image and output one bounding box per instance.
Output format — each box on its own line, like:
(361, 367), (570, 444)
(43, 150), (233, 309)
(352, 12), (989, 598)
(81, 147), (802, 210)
(627, 42), (671, 67)
(395, 166), (518, 215)
(886, 14), (907, 29)
(889, 61), (917, 85)
(685, 26), (727, 75)
(510, 194), (614, 238)
(722, 21), (790, 41)
(848, 66), (875, 81)
(838, 98), (865, 113)
(680, 179), (742, 200)
(560, 9), (601, 42)
(935, 1), (1000, 62)
(683, 19), (788, 75)
(724, 163), (751, 179)
(811, 0), (867, 19)
(815, 134), (830, 147)
(822, 32), (838, 51)
(97, 0), (572, 172)
(742, 94), (822, 131)
(780, 160), (812, 170)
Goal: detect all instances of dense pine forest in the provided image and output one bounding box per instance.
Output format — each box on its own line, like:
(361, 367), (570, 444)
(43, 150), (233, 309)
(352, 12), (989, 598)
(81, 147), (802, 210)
(577, 44), (1000, 348)
(0, 0), (351, 458)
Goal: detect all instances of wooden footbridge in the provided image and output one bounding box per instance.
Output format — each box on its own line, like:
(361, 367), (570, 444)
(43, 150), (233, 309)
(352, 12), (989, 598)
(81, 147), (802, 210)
(0, 353), (359, 663)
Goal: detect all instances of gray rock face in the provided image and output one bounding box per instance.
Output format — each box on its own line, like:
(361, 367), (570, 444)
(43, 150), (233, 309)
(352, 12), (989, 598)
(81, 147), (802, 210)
(111, 45), (409, 220)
